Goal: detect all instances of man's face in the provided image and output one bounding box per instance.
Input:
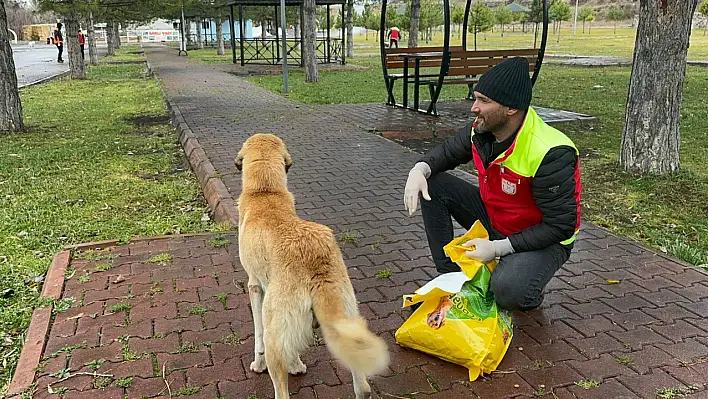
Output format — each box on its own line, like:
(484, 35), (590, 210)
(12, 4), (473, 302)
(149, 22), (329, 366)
(471, 91), (509, 133)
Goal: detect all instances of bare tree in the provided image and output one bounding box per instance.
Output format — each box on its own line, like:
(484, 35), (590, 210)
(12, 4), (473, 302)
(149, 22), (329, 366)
(216, 12), (225, 55)
(346, 0), (353, 58)
(65, 4), (85, 79)
(408, 0), (420, 47)
(1, 0), (24, 132)
(619, 0), (699, 174)
(303, 0), (318, 82)
(88, 10), (98, 65)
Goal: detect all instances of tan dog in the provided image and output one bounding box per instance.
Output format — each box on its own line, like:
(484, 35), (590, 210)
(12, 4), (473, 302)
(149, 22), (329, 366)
(235, 134), (389, 399)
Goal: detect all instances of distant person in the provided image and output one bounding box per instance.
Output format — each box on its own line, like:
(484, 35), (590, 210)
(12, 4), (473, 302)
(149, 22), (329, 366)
(78, 29), (86, 60)
(388, 27), (400, 48)
(53, 23), (64, 63)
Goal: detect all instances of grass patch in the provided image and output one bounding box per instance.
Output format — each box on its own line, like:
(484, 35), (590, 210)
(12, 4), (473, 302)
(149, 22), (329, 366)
(84, 359), (106, 371)
(175, 385), (201, 396)
(351, 27), (708, 59)
(208, 234), (231, 248)
(189, 305), (208, 316)
(182, 48), (232, 64)
(0, 62), (220, 394)
(656, 386), (698, 399)
(109, 303), (131, 313)
(215, 293), (228, 309)
(224, 333), (242, 346)
(375, 269), (393, 279)
(337, 230), (360, 245)
(616, 355), (634, 366)
(146, 253), (173, 264)
(246, 57), (708, 269)
(116, 376), (133, 388)
(574, 379), (602, 389)
(100, 44), (146, 63)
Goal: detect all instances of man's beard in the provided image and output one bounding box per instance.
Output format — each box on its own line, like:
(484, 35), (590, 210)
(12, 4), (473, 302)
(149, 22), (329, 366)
(475, 107), (507, 134)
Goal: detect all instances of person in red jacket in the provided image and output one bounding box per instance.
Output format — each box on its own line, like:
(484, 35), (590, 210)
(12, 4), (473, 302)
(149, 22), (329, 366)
(78, 29), (86, 60)
(387, 27), (400, 48)
(403, 57), (582, 312)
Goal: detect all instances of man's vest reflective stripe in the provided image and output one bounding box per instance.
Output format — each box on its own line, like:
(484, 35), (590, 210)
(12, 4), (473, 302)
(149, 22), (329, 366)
(471, 107), (581, 245)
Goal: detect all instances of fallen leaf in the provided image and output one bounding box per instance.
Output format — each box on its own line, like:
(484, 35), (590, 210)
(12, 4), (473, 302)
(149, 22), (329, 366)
(112, 275), (126, 284)
(66, 313), (84, 320)
(606, 279), (621, 284)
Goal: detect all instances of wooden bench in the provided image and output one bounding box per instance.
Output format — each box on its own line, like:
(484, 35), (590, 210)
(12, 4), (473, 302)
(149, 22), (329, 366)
(384, 47), (538, 115)
(383, 46), (464, 106)
(422, 48), (538, 114)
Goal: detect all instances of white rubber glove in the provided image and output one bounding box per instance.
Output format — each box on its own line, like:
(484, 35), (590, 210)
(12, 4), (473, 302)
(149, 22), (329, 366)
(404, 162), (432, 216)
(462, 238), (515, 263)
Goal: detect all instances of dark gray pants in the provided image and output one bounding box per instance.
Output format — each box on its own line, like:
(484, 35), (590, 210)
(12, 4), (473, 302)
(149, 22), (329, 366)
(420, 172), (571, 311)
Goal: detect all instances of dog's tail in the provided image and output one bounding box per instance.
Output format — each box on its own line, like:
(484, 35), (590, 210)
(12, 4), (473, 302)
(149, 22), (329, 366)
(311, 281), (389, 376)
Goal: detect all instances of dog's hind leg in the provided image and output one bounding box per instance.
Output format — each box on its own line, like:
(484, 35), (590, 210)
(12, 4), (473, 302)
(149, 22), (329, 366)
(352, 367), (373, 399)
(248, 279), (267, 373)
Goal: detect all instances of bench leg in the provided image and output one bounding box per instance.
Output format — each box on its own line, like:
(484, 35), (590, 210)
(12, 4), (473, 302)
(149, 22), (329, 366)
(466, 83), (475, 100)
(385, 78), (396, 106)
(427, 84), (438, 117)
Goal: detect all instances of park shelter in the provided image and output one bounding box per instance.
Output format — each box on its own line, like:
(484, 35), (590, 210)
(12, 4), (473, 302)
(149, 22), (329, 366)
(225, 0), (347, 66)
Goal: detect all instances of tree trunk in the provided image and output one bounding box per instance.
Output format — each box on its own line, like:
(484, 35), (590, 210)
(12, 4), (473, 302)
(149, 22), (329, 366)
(346, 0), (353, 58)
(474, 30), (477, 50)
(409, 0), (420, 47)
(186, 19), (192, 46)
(216, 13), (225, 55)
(114, 22), (121, 48)
(582, 20), (585, 33)
(0, 0), (23, 132)
(106, 20), (115, 55)
(303, 0), (318, 82)
(88, 11), (98, 65)
(557, 21), (561, 43)
(534, 23), (538, 47)
(66, 8), (85, 80)
(619, 0), (698, 175)
(196, 19), (204, 49)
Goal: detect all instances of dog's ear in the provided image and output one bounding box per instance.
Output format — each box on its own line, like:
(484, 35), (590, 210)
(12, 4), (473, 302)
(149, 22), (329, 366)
(234, 153), (243, 172)
(284, 150), (293, 173)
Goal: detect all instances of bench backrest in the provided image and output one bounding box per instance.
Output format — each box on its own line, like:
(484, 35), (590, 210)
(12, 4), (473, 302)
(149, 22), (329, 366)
(384, 47), (538, 75)
(446, 48), (538, 77)
(385, 46), (464, 70)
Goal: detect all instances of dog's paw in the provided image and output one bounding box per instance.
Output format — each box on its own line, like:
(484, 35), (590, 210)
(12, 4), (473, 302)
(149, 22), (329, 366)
(288, 359), (307, 375)
(250, 357), (267, 373)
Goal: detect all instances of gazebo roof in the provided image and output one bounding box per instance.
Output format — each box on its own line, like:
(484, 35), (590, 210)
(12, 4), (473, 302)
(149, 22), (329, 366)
(225, 0), (346, 5)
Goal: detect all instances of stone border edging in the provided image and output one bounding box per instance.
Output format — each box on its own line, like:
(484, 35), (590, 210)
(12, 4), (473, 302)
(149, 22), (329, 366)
(7, 251), (70, 396)
(18, 70), (70, 90)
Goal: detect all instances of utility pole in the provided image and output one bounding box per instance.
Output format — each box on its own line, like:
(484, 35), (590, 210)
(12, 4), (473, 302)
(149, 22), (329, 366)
(573, 0), (579, 35)
(280, 0), (288, 93)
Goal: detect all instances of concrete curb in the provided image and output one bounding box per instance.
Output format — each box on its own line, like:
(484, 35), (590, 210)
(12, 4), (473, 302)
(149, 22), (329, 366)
(7, 251), (70, 397)
(147, 60), (238, 229)
(18, 70), (70, 90)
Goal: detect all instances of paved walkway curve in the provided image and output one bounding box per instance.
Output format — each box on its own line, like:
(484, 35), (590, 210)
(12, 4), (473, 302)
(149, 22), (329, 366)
(11, 44), (708, 399)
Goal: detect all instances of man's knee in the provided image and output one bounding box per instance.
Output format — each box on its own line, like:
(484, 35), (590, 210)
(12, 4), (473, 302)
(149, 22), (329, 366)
(490, 273), (543, 312)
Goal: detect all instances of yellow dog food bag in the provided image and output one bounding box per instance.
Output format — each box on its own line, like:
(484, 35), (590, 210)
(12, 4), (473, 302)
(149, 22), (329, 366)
(394, 221), (514, 381)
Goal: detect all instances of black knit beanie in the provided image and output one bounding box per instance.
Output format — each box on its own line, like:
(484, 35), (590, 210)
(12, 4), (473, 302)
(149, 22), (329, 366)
(474, 57), (532, 110)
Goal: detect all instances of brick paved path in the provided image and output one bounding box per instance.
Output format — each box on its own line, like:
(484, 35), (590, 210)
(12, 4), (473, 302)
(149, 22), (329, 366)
(12, 45), (708, 399)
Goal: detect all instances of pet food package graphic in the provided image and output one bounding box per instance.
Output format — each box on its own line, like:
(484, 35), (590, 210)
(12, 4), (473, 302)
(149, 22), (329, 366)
(395, 221), (514, 381)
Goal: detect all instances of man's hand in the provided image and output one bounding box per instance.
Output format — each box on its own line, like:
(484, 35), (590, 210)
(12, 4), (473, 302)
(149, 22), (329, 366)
(462, 238), (515, 263)
(404, 162), (432, 216)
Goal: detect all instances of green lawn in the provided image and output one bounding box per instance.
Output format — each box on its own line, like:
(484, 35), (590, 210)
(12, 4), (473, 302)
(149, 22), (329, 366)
(353, 26), (708, 59)
(245, 56), (708, 269)
(0, 50), (222, 395)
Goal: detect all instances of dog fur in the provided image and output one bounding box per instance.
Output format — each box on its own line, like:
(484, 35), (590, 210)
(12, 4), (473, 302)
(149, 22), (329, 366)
(235, 134), (389, 399)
